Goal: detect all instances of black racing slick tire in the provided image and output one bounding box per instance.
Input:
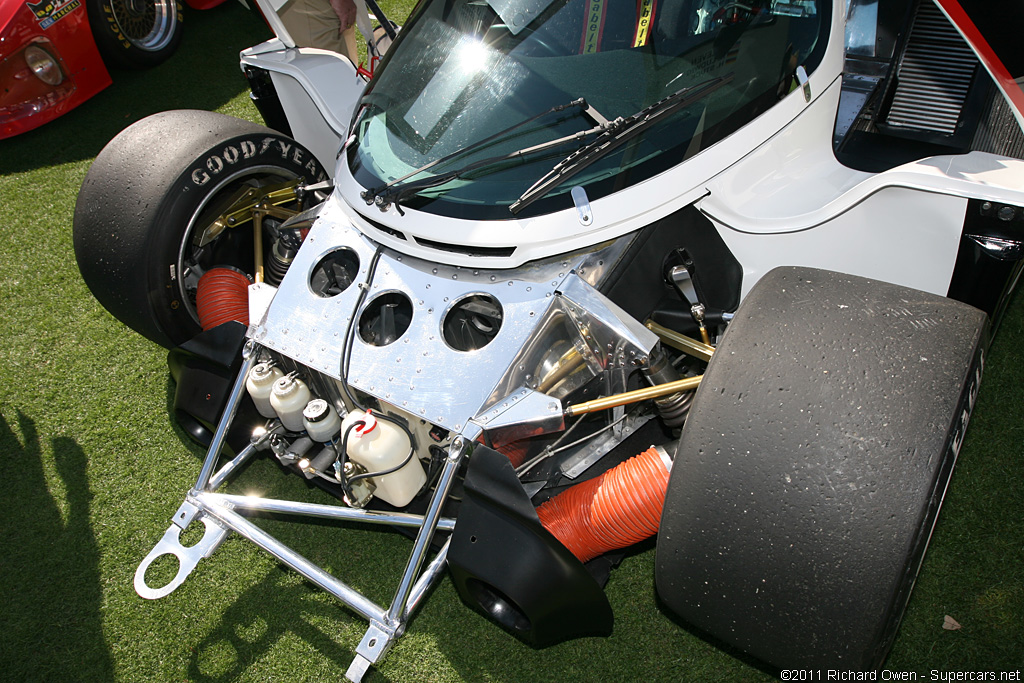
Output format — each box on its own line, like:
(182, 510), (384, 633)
(655, 267), (988, 670)
(73, 110), (328, 348)
(86, 0), (184, 69)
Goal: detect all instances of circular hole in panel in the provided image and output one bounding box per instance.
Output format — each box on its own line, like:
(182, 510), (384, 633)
(442, 293), (503, 352)
(309, 248), (360, 298)
(358, 291), (413, 346)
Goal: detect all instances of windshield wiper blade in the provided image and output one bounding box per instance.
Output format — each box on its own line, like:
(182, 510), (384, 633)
(361, 97), (610, 210)
(509, 74), (733, 215)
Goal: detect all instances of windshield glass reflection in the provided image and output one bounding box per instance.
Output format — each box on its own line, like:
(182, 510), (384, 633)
(349, 0), (830, 219)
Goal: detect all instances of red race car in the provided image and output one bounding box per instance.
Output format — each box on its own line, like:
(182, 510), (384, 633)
(0, 0), (228, 139)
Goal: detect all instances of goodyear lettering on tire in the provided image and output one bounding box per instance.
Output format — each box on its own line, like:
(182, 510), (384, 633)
(189, 138), (328, 187)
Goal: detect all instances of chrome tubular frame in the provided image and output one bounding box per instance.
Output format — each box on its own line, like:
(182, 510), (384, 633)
(135, 341), (467, 682)
(133, 220), (659, 678)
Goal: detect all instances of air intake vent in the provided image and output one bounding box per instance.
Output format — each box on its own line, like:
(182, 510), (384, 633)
(884, 1), (979, 136)
(356, 212), (408, 240)
(413, 236), (516, 258)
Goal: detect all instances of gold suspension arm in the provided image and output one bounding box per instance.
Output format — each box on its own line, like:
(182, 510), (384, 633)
(644, 320), (714, 362)
(252, 203), (301, 284)
(195, 180), (302, 247)
(192, 180), (303, 285)
(564, 375), (703, 417)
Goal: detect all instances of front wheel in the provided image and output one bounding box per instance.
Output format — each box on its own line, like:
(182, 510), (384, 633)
(86, 0), (184, 69)
(655, 267), (988, 669)
(73, 110), (328, 348)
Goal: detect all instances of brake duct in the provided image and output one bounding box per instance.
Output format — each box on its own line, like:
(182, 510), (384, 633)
(538, 445), (673, 563)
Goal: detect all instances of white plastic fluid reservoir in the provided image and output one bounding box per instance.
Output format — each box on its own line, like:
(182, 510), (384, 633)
(270, 375), (312, 431)
(303, 399), (341, 443)
(246, 362), (284, 418)
(341, 410), (425, 507)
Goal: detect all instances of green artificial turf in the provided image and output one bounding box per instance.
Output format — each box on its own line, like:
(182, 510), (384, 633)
(1, 3), (1022, 680)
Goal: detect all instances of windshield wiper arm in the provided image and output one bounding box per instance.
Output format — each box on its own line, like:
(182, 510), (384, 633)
(371, 122), (615, 212)
(509, 74), (733, 215)
(361, 97), (610, 210)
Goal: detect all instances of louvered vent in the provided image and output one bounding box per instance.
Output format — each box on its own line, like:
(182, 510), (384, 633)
(885, 1), (979, 136)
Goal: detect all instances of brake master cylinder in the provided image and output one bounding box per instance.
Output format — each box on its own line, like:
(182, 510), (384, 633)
(341, 410), (426, 507)
(246, 362), (284, 418)
(303, 398), (342, 443)
(270, 374), (312, 431)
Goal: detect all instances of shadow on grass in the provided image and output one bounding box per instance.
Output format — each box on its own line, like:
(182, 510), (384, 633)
(0, 410), (114, 681)
(175, 492), (413, 683)
(184, 566), (396, 682)
(0, 2), (272, 176)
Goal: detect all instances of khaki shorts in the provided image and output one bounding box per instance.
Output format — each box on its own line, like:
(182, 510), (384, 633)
(279, 0), (359, 64)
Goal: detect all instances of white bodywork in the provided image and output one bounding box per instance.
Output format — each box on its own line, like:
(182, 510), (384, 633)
(240, 41), (361, 171)
(242, 0), (1024, 303)
(702, 77), (1024, 298)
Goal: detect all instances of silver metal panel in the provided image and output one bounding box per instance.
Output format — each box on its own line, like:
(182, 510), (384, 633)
(558, 273), (659, 369)
(253, 197), (650, 432)
(470, 386), (564, 443)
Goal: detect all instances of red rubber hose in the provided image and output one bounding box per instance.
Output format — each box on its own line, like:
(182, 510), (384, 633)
(536, 447), (670, 563)
(196, 268), (250, 331)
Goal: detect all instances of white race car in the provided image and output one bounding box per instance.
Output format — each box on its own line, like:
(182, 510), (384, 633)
(73, 0), (1024, 678)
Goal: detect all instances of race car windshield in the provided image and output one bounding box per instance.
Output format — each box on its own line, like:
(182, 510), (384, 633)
(348, 0), (830, 220)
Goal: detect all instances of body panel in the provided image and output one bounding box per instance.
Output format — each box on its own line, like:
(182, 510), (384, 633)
(0, 0), (111, 138)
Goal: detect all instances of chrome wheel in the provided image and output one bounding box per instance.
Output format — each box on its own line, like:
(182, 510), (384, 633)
(108, 0), (178, 52)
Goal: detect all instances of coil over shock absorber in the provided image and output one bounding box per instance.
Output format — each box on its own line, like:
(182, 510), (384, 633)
(265, 231), (303, 286)
(642, 349), (692, 428)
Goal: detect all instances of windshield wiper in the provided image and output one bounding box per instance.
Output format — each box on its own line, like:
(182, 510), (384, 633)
(509, 74), (733, 215)
(361, 98), (612, 212)
(370, 122), (616, 213)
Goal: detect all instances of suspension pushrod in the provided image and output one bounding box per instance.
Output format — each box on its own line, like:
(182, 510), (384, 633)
(645, 320), (715, 362)
(565, 375), (703, 417)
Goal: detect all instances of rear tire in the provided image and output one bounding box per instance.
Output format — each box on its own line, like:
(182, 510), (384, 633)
(655, 266), (987, 669)
(73, 110), (327, 348)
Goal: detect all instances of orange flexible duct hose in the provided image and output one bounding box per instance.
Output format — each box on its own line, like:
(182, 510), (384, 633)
(536, 447), (671, 563)
(495, 440), (529, 467)
(196, 268), (250, 331)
